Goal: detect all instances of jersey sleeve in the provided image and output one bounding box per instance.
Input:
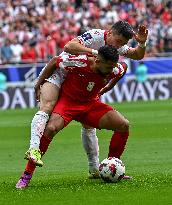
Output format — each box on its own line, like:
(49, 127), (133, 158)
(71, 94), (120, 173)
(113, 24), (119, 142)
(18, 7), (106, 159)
(101, 62), (128, 92)
(77, 29), (105, 47)
(117, 45), (131, 56)
(112, 62), (127, 79)
(56, 54), (88, 71)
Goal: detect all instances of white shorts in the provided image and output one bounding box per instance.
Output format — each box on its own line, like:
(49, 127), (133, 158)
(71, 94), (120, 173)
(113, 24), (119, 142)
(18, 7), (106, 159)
(45, 70), (62, 88)
(39, 55), (67, 88)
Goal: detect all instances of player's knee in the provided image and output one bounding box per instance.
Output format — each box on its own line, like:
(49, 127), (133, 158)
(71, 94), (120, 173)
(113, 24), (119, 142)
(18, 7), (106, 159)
(45, 100), (56, 111)
(45, 121), (63, 137)
(45, 123), (56, 137)
(40, 100), (56, 114)
(120, 119), (129, 132)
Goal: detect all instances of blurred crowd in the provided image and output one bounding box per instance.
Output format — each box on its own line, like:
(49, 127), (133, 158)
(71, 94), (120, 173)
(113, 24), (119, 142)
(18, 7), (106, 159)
(0, 0), (172, 64)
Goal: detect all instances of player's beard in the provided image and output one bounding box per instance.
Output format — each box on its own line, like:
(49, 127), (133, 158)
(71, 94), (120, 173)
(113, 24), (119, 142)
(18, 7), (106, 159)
(97, 69), (109, 77)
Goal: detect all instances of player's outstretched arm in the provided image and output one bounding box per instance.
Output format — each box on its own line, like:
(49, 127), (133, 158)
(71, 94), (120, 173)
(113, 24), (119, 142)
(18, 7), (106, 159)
(64, 38), (98, 55)
(126, 25), (148, 60)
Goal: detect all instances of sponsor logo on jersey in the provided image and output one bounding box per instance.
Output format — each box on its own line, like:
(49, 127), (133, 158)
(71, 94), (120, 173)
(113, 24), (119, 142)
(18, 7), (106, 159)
(113, 67), (120, 75)
(81, 32), (92, 41)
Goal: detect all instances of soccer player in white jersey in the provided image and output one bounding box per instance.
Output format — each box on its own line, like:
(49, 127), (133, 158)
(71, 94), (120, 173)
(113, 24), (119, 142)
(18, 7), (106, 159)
(24, 21), (148, 177)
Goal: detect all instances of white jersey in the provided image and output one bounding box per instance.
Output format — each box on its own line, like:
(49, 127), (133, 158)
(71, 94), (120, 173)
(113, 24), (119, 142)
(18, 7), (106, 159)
(46, 29), (130, 87)
(77, 29), (130, 56)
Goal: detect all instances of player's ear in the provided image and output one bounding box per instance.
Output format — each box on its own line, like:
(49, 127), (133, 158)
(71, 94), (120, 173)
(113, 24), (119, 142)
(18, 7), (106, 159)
(107, 29), (112, 37)
(95, 56), (100, 64)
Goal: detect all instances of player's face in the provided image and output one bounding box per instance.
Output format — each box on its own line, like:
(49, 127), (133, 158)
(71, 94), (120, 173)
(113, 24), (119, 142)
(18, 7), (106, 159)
(106, 30), (129, 49)
(95, 57), (116, 75)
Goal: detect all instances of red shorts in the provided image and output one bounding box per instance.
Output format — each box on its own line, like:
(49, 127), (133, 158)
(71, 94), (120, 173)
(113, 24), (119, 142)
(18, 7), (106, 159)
(52, 95), (113, 128)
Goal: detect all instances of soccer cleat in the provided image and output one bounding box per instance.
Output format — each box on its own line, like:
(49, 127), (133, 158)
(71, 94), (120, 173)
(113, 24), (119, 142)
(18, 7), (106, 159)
(122, 175), (133, 180)
(88, 169), (100, 179)
(16, 172), (32, 189)
(24, 149), (43, 167)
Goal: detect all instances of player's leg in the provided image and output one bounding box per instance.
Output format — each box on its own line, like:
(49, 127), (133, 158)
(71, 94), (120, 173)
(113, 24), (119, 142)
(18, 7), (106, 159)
(99, 110), (132, 180)
(81, 124), (99, 178)
(16, 113), (64, 189)
(16, 135), (52, 189)
(83, 104), (129, 159)
(30, 82), (60, 148)
(99, 109), (129, 158)
(83, 104), (131, 180)
(26, 81), (60, 166)
(80, 102), (131, 177)
(16, 135), (53, 189)
(81, 109), (128, 177)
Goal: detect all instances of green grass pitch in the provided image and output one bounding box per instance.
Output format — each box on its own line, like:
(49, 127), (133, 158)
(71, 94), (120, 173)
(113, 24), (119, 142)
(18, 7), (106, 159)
(0, 99), (172, 205)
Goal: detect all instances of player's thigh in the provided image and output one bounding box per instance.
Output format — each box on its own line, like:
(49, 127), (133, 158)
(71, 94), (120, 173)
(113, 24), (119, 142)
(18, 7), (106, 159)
(39, 82), (60, 114)
(79, 101), (113, 128)
(99, 110), (129, 131)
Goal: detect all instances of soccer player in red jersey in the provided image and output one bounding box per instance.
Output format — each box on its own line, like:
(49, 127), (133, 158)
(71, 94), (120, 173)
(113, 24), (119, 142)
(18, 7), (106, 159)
(16, 45), (131, 189)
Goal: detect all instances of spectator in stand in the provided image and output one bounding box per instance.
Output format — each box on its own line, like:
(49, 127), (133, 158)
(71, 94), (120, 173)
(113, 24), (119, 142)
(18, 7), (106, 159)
(10, 37), (23, 63)
(0, 0), (172, 63)
(21, 42), (37, 63)
(58, 30), (71, 53)
(36, 35), (47, 61)
(1, 38), (13, 63)
(161, 7), (171, 24)
(47, 35), (57, 60)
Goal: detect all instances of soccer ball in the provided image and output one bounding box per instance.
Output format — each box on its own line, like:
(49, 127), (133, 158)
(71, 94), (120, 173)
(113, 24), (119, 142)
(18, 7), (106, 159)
(99, 157), (125, 183)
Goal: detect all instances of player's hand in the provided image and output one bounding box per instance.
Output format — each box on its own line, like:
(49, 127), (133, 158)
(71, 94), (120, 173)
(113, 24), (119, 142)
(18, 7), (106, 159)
(34, 84), (41, 102)
(134, 25), (148, 43)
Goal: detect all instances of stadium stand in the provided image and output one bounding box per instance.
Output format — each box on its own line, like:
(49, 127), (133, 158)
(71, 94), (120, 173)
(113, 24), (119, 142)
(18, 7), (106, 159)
(0, 0), (172, 64)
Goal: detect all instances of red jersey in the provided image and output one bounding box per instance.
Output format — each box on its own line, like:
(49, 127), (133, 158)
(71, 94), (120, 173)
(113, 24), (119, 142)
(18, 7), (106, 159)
(56, 54), (127, 103)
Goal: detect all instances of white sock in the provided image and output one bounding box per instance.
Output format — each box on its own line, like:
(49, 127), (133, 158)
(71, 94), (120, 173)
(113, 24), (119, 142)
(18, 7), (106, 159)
(29, 111), (49, 149)
(81, 128), (99, 172)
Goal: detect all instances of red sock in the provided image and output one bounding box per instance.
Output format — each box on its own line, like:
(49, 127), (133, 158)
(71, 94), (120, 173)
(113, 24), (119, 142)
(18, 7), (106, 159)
(25, 161), (36, 174)
(24, 135), (52, 174)
(39, 135), (52, 155)
(108, 131), (129, 158)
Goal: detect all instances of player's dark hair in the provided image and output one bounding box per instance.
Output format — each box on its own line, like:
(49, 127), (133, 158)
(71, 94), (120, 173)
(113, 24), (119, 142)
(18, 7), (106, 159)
(111, 20), (133, 40)
(98, 45), (119, 62)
